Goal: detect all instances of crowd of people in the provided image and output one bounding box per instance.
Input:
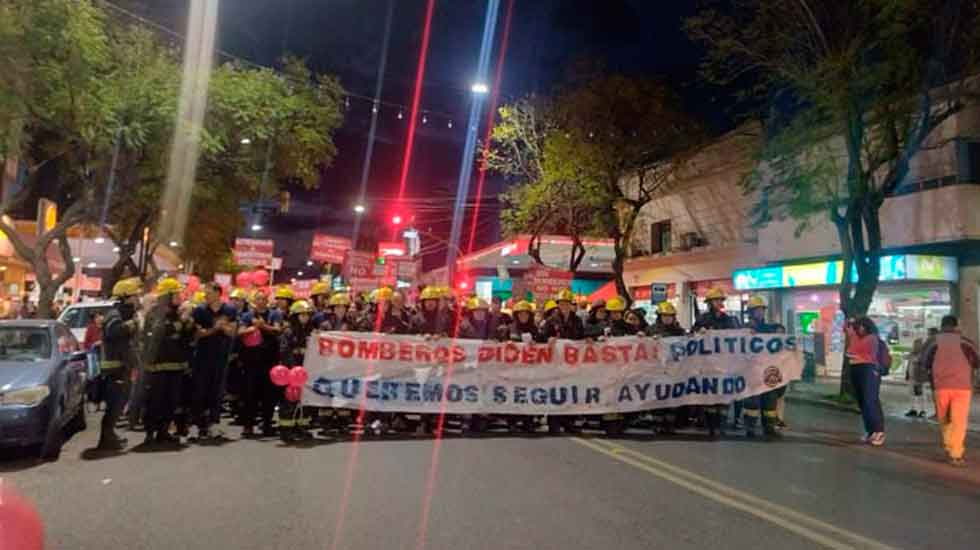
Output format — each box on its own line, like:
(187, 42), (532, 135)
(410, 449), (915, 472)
(88, 276), (976, 466)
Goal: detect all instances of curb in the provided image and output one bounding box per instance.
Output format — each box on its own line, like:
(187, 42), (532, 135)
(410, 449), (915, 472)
(786, 394), (860, 414)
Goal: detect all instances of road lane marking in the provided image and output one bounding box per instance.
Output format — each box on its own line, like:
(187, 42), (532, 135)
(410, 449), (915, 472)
(572, 438), (898, 550)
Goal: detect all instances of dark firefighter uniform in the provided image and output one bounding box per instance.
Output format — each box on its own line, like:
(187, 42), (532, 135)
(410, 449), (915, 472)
(141, 278), (196, 445)
(692, 288), (741, 438)
(544, 289), (584, 434)
(647, 301), (687, 434)
(279, 300), (316, 442)
(412, 287), (450, 336)
(742, 296), (786, 438)
(505, 301), (541, 432)
(97, 277), (143, 450)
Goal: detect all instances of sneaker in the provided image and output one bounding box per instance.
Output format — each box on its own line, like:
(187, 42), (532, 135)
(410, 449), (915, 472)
(869, 432), (886, 446)
(860, 432), (871, 443)
(905, 409), (919, 418)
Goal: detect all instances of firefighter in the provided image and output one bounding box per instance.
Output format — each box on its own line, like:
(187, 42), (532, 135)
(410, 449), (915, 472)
(584, 299), (608, 339)
(538, 300), (559, 334)
(742, 296), (786, 439)
(323, 292), (355, 331)
(412, 286), (449, 336)
(277, 300), (317, 442)
(543, 289), (585, 341)
(97, 277), (143, 450)
(504, 300), (540, 433)
(273, 286), (295, 316)
(648, 301), (686, 434)
(141, 278), (196, 446)
(225, 288), (249, 424)
(310, 281), (332, 327)
(543, 289), (584, 434)
(380, 290), (412, 334)
(456, 297), (499, 433)
(588, 295), (632, 435)
(238, 289), (284, 438)
(190, 282), (238, 441)
(693, 287), (741, 438)
(601, 296), (630, 337)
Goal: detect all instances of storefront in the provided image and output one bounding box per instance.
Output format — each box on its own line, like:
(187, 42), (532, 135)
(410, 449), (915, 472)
(733, 254), (959, 376)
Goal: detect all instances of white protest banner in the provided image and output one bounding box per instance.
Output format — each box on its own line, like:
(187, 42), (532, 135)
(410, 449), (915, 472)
(302, 330), (802, 415)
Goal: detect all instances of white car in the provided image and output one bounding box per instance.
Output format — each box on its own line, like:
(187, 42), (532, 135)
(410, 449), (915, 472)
(58, 301), (116, 343)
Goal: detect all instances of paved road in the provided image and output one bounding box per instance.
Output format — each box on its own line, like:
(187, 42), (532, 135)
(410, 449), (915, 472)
(2, 402), (979, 550)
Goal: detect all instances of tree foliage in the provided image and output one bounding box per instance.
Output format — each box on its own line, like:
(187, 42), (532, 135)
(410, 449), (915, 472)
(0, 0), (344, 312)
(687, 0), (980, 317)
(492, 75), (703, 298)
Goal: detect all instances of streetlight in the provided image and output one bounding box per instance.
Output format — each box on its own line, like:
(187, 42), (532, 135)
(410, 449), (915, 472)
(86, 262), (97, 269)
(297, 271), (304, 277)
(251, 223), (263, 231)
(306, 260), (314, 267)
(169, 240), (179, 247)
(471, 82), (489, 94)
(241, 137), (252, 145)
(112, 246), (121, 253)
(94, 237), (105, 244)
(353, 204), (366, 214)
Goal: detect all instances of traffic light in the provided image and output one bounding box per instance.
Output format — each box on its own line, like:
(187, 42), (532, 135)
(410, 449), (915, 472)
(391, 214), (403, 226)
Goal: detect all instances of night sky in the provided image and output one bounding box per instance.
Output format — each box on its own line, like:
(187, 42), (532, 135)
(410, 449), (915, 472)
(131, 0), (722, 276)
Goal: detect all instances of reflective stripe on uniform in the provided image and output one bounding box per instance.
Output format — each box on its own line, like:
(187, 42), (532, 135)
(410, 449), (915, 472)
(279, 418), (296, 427)
(146, 361), (188, 373)
(296, 417), (311, 427)
(101, 360), (123, 370)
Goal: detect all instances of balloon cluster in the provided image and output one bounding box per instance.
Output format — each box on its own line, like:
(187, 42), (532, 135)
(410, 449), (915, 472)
(235, 269), (270, 288)
(270, 364), (308, 402)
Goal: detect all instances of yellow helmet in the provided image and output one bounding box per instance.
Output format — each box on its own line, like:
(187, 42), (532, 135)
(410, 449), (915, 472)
(370, 287), (393, 303)
(656, 301), (677, 315)
(155, 277), (183, 296)
(467, 297), (489, 311)
(437, 286), (452, 299)
(310, 281), (331, 297)
(289, 300), (314, 315)
(192, 291), (206, 305)
(111, 277), (142, 298)
(512, 300), (533, 313)
(606, 296), (626, 312)
(420, 287), (440, 301)
(705, 287), (726, 301)
(543, 300), (558, 313)
(229, 288), (247, 300)
(747, 296), (767, 310)
(274, 286), (295, 300)
(328, 293), (351, 307)
(554, 288), (575, 303)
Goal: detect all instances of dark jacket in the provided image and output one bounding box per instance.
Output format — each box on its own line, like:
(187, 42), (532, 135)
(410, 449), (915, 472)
(693, 310), (741, 331)
(381, 308), (414, 335)
(510, 317), (542, 343)
(543, 311), (585, 340)
(412, 308), (449, 336)
(748, 318), (785, 334)
(142, 304), (195, 372)
(458, 313), (500, 341)
(280, 318), (315, 367)
(101, 304), (139, 376)
(648, 319), (686, 337)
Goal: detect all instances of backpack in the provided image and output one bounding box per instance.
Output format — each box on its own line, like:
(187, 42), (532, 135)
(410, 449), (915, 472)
(875, 338), (893, 375)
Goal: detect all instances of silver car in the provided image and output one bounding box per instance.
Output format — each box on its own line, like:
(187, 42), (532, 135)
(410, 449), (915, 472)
(0, 320), (89, 460)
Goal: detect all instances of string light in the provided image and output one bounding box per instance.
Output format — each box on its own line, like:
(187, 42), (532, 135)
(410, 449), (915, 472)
(447, 120), (453, 129)
(422, 115), (428, 125)
(397, 110), (404, 120)
(371, 102), (378, 114)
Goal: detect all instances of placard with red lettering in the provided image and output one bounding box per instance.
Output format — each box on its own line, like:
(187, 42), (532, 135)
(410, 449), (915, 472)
(233, 238), (274, 267)
(523, 266), (574, 298)
(311, 234), (352, 264)
(301, 330), (803, 415)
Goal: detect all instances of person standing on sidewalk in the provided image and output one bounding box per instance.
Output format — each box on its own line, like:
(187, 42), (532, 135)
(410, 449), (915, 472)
(905, 327), (938, 418)
(845, 317), (888, 447)
(190, 282), (238, 441)
(921, 315), (978, 466)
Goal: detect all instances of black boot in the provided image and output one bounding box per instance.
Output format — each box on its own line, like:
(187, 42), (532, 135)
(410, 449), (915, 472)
(97, 433), (128, 451)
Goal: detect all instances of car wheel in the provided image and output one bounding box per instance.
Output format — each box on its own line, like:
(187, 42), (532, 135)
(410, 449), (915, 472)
(66, 403), (87, 435)
(40, 406), (64, 461)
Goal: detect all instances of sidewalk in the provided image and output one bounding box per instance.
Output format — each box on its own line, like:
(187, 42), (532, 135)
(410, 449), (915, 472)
(786, 376), (980, 433)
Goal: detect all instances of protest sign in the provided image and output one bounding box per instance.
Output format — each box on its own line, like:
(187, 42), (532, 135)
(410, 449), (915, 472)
(302, 330), (802, 415)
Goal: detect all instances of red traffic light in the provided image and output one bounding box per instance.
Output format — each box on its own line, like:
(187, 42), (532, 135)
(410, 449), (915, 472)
(391, 215), (403, 226)
(459, 281), (469, 289)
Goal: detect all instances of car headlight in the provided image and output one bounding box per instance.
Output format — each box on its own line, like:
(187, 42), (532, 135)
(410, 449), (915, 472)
(0, 385), (51, 407)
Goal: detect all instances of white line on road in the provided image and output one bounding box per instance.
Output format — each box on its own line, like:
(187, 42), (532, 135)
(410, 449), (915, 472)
(572, 437), (899, 550)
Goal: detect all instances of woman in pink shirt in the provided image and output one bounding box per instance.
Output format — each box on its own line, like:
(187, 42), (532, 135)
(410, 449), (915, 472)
(845, 317), (886, 446)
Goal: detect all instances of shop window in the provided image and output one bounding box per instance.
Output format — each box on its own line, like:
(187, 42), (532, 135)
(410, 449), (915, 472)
(650, 220), (671, 254)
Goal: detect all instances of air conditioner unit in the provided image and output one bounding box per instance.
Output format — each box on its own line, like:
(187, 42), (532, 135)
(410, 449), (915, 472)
(681, 232), (704, 250)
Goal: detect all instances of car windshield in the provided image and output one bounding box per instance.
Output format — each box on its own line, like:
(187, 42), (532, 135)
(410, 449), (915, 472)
(0, 328), (52, 361)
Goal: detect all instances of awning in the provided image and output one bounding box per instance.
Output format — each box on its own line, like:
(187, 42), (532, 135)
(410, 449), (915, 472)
(587, 280), (619, 303)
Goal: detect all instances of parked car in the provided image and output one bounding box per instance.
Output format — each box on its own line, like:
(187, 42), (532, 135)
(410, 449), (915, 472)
(0, 320), (89, 460)
(58, 300), (115, 343)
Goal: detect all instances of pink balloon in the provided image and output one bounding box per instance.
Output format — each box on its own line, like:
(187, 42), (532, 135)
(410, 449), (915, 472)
(0, 485), (43, 550)
(235, 271), (253, 288)
(269, 365), (290, 386)
(288, 366), (309, 387)
(285, 385), (302, 402)
(252, 269), (270, 287)
(186, 275), (201, 293)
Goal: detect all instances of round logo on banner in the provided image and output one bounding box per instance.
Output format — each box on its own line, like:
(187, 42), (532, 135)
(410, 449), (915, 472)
(763, 366), (783, 388)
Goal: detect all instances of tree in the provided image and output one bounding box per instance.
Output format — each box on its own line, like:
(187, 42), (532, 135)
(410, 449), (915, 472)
(491, 97), (606, 272)
(548, 75), (704, 301)
(0, 0), (344, 310)
(687, 0), (980, 318)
